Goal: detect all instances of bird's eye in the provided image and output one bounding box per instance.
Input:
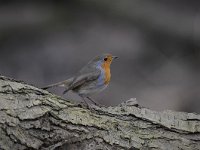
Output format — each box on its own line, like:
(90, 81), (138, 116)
(104, 58), (108, 61)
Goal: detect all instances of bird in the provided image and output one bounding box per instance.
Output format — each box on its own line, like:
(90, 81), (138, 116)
(42, 54), (118, 107)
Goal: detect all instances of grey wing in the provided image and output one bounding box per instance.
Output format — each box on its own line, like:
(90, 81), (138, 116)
(42, 77), (74, 90)
(63, 68), (100, 94)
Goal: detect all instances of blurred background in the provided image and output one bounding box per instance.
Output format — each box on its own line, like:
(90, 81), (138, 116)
(1, 0), (200, 113)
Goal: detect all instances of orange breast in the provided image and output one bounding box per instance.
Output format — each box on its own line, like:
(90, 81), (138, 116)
(102, 62), (111, 84)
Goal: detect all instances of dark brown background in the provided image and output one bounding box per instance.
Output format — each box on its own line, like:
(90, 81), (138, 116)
(1, 0), (200, 113)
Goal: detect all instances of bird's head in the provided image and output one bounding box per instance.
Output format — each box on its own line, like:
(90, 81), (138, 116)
(92, 54), (118, 67)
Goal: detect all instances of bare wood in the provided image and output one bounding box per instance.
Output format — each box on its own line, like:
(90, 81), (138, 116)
(0, 76), (199, 150)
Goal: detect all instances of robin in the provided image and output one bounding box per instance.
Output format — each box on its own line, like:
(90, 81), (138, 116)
(42, 54), (118, 106)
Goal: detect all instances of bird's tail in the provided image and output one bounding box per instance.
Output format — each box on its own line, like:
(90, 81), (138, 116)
(42, 77), (74, 90)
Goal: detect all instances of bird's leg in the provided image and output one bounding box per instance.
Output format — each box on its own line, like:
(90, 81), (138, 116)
(86, 96), (103, 107)
(79, 95), (91, 109)
(82, 97), (89, 107)
(86, 96), (98, 105)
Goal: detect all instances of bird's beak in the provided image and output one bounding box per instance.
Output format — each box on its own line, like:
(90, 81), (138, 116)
(112, 56), (118, 60)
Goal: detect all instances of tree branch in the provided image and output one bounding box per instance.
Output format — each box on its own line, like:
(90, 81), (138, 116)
(0, 76), (199, 150)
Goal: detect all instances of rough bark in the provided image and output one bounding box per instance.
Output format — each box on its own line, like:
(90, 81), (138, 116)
(0, 76), (199, 150)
